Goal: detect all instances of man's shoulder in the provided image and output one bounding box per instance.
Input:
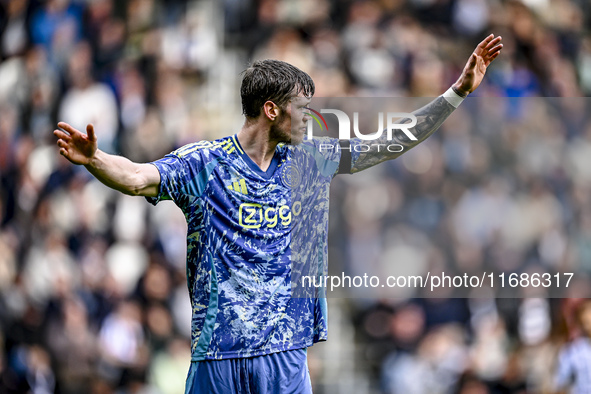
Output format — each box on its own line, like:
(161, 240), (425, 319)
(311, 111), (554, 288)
(169, 135), (241, 161)
(290, 136), (340, 153)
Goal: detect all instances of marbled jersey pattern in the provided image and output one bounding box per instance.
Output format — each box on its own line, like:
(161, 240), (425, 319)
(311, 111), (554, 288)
(147, 135), (349, 361)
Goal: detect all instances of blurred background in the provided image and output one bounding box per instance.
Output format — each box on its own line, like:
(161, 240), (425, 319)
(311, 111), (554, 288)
(1, 0), (591, 393)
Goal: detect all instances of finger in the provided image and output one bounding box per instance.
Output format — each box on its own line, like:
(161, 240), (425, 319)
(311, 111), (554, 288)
(53, 129), (71, 141)
(59, 148), (68, 157)
(86, 124), (96, 141)
(475, 34), (496, 56)
(485, 51), (501, 67)
(489, 51), (501, 63)
(477, 34), (495, 49)
(484, 36), (502, 51)
(486, 43), (503, 55)
(485, 44), (503, 61)
(57, 122), (79, 136)
(57, 139), (69, 149)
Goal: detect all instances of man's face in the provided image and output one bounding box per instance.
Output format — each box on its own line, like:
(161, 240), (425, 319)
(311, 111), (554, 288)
(270, 94), (311, 145)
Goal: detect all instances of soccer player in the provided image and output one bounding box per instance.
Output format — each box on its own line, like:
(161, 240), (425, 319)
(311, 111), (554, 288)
(54, 34), (502, 393)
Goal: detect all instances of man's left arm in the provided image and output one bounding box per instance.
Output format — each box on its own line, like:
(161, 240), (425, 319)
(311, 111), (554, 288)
(347, 34), (503, 174)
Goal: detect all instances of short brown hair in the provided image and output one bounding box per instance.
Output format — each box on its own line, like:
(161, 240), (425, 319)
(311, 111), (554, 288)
(240, 60), (314, 118)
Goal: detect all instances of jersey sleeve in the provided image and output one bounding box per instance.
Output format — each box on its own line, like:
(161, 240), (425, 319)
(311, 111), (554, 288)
(334, 139), (364, 175)
(145, 154), (187, 206)
(314, 138), (364, 175)
(301, 137), (344, 178)
(145, 144), (203, 206)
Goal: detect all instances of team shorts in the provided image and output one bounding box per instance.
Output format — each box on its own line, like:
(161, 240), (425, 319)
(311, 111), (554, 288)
(184, 348), (313, 393)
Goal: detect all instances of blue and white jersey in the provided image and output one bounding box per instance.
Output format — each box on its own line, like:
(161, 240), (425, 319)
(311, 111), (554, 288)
(147, 135), (353, 361)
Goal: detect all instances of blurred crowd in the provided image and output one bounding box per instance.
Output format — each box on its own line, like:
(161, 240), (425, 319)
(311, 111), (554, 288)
(1, 0), (591, 393)
(326, 95), (591, 393)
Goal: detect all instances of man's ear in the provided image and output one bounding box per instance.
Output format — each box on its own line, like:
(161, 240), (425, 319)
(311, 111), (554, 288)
(263, 101), (279, 121)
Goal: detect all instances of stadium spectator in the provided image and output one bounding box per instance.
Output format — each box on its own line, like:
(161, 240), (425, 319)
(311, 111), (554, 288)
(0, 0), (590, 392)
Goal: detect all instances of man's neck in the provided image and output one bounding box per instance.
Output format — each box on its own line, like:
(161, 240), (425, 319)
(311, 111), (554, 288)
(236, 121), (279, 172)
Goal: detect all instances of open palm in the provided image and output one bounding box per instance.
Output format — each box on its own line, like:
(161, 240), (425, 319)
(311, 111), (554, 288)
(53, 122), (98, 165)
(454, 34), (503, 96)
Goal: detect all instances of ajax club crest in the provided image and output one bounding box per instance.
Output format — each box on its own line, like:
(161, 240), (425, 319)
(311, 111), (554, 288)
(281, 163), (301, 189)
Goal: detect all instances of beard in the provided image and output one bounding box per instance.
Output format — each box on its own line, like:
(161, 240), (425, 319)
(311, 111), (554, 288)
(269, 123), (291, 144)
(269, 111), (305, 145)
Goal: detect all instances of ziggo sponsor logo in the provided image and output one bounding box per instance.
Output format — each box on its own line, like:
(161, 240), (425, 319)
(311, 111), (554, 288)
(238, 202), (303, 229)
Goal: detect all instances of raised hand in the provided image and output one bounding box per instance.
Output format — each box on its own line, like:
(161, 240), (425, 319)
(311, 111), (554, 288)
(53, 122), (98, 166)
(453, 34), (503, 96)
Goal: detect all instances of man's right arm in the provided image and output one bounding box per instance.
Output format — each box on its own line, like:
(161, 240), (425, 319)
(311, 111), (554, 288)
(54, 122), (160, 197)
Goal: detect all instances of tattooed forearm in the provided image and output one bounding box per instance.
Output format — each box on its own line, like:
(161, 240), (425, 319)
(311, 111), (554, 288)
(351, 96), (456, 173)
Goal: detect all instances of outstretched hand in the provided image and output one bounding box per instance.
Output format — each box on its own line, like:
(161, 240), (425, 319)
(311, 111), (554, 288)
(53, 122), (98, 165)
(453, 34), (503, 96)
